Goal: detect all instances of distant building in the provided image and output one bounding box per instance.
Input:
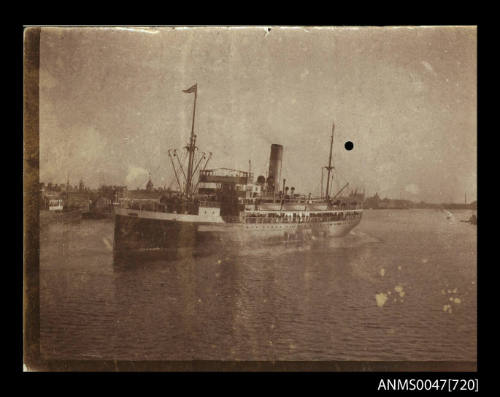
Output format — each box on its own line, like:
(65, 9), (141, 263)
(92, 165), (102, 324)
(94, 196), (112, 210)
(40, 182), (61, 209)
(442, 202), (475, 210)
(79, 179), (87, 192)
(66, 191), (91, 211)
(125, 189), (164, 201)
(364, 193), (381, 209)
(97, 185), (128, 203)
(378, 198), (411, 209)
(364, 193), (412, 209)
(40, 191), (62, 210)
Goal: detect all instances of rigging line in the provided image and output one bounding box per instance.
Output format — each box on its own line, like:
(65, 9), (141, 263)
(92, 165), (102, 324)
(180, 147), (188, 161)
(333, 165), (348, 187)
(191, 148), (201, 176)
(175, 150), (188, 182)
(190, 154), (204, 193)
(332, 182), (350, 201)
(180, 148), (191, 176)
(191, 152), (207, 179)
(325, 121), (335, 199)
(168, 150), (182, 191)
(192, 152), (212, 193)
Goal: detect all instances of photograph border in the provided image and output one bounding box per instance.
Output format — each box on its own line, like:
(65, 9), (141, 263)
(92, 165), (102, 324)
(23, 25), (478, 374)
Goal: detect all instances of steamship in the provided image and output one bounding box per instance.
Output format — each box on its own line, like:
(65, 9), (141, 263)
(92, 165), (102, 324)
(113, 84), (363, 256)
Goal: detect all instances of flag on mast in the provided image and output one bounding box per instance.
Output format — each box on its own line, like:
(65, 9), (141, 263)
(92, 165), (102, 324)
(183, 83), (197, 94)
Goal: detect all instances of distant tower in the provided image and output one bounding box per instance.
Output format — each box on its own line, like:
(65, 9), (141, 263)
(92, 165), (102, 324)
(146, 175), (154, 191)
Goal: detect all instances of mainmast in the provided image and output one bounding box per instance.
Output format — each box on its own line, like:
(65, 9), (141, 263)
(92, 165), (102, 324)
(183, 83), (198, 197)
(325, 121), (335, 200)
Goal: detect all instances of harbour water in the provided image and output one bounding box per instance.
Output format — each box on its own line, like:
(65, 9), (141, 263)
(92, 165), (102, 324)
(40, 209), (477, 361)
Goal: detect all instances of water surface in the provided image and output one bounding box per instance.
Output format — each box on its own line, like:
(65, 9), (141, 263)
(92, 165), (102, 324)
(40, 209), (477, 361)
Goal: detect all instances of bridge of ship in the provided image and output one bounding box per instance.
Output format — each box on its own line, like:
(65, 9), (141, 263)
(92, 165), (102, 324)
(199, 168), (253, 185)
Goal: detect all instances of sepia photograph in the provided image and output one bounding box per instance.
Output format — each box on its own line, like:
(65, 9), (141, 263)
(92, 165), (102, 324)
(24, 25), (477, 372)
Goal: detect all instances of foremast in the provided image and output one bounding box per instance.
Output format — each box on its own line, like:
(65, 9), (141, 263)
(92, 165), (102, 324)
(167, 84), (211, 198)
(183, 83), (198, 198)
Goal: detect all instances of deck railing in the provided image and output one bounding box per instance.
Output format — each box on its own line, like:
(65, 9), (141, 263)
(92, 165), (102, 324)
(244, 211), (362, 224)
(250, 200), (363, 210)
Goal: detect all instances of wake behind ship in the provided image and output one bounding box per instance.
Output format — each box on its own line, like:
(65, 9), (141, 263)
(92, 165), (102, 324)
(113, 84), (363, 256)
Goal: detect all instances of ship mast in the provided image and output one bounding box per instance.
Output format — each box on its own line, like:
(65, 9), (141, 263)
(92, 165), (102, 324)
(325, 121), (335, 200)
(66, 173), (70, 205)
(183, 83), (198, 197)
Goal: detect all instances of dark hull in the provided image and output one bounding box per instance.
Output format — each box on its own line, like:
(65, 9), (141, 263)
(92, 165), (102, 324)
(114, 214), (224, 253)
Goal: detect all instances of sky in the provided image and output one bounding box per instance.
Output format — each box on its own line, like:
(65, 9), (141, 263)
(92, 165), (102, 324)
(39, 26), (476, 203)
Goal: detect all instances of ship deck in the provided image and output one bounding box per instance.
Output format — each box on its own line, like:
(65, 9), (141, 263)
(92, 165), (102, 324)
(115, 206), (363, 225)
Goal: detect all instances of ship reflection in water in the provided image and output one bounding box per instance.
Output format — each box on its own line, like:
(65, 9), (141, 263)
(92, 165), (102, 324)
(40, 209), (476, 361)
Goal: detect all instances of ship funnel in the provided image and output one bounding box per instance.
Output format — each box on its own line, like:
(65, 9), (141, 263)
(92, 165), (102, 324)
(268, 144), (283, 194)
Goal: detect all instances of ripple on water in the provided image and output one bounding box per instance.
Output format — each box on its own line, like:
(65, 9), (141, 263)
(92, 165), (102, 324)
(40, 211), (476, 361)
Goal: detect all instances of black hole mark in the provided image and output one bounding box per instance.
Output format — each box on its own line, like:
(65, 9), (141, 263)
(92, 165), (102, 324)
(344, 141), (354, 151)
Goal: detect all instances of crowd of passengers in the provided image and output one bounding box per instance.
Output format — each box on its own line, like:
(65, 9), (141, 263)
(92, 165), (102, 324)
(245, 211), (361, 224)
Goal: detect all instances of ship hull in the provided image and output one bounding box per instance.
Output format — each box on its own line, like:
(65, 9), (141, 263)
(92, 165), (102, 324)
(113, 208), (362, 256)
